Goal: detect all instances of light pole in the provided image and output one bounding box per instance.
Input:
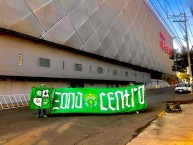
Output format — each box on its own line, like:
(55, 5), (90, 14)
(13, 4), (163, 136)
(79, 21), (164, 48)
(173, 13), (192, 87)
(184, 14), (192, 86)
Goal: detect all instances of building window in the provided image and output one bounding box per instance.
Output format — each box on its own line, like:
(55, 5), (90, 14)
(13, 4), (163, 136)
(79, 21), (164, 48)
(18, 54), (23, 65)
(40, 58), (50, 68)
(63, 61), (65, 69)
(75, 63), (82, 71)
(113, 70), (117, 75)
(134, 72), (137, 77)
(125, 71), (128, 76)
(90, 66), (92, 72)
(108, 68), (110, 74)
(97, 67), (103, 74)
(141, 74), (144, 78)
(120, 71), (122, 76)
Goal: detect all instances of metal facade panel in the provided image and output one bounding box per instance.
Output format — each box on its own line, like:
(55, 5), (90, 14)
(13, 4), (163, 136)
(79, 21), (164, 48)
(0, 0), (174, 74)
(0, 0), (31, 28)
(59, 0), (80, 14)
(97, 0), (105, 4)
(76, 17), (95, 44)
(106, 40), (118, 58)
(119, 40), (128, 57)
(114, 30), (124, 52)
(68, 3), (88, 30)
(9, 13), (44, 37)
(115, 52), (124, 62)
(110, 20), (120, 39)
(42, 15), (75, 44)
(83, 30), (101, 53)
(32, 0), (66, 31)
(97, 19), (110, 42)
(64, 32), (83, 50)
(101, 30), (114, 54)
(83, 0), (99, 15)
(25, 0), (51, 11)
(94, 43), (106, 56)
(88, 6), (104, 28)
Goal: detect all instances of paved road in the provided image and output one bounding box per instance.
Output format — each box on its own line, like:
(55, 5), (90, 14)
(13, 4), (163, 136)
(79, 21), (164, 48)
(127, 103), (193, 145)
(0, 88), (175, 145)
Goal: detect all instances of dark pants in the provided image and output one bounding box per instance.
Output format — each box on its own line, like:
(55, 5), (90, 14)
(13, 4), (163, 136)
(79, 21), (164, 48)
(37, 109), (46, 116)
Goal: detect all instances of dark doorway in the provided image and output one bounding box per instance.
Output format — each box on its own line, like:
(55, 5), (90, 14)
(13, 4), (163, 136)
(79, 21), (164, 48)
(71, 80), (84, 88)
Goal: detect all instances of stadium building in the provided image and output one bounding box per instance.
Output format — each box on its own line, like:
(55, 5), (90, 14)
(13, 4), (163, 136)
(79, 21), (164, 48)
(0, 0), (173, 95)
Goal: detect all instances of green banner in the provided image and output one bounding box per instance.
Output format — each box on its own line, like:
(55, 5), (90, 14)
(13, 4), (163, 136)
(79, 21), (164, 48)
(29, 86), (54, 109)
(51, 85), (146, 114)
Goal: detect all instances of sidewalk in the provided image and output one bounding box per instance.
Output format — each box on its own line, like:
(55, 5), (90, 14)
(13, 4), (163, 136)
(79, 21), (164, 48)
(127, 93), (193, 145)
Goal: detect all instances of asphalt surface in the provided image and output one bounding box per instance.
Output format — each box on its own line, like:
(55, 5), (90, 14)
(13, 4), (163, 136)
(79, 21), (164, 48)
(1, 87), (190, 145)
(127, 96), (193, 145)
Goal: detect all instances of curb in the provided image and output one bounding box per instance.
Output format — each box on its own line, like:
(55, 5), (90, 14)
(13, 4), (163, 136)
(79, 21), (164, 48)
(158, 111), (165, 117)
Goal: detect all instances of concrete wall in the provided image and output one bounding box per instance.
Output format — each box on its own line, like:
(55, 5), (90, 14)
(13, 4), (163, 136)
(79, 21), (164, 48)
(0, 34), (151, 83)
(0, 77), (169, 95)
(0, 78), (136, 95)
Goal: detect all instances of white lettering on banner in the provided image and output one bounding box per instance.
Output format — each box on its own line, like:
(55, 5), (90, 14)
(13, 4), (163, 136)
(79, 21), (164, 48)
(53, 92), (83, 110)
(115, 90), (130, 110)
(75, 92), (82, 109)
(99, 88), (144, 111)
(55, 92), (61, 95)
(131, 88), (138, 107)
(60, 93), (68, 109)
(123, 90), (131, 108)
(53, 87), (144, 111)
(70, 93), (75, 109)
(138, 86), (145, 104)
(100, 92), (108, 111)
(108, 92), (115, 111)
(115, 91), (121, 110)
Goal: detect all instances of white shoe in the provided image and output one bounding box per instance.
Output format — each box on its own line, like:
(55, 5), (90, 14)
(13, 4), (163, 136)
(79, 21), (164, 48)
(36, 115), (40, 118)
(43, 115), (47, 118)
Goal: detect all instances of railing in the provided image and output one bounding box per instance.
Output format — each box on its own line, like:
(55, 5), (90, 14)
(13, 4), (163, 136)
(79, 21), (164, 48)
(0, 94), (29, 110)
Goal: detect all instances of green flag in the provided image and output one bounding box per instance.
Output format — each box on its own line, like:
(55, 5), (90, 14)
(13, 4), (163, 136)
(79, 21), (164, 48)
(29, 85), (147, 114)
(29, 86), (54, 109)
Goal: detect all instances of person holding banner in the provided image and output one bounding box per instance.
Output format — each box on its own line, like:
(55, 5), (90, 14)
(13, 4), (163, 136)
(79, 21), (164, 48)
(36, 84), (48, 118)
(36, 109), (47, 118)
(30, 84), (54, 118)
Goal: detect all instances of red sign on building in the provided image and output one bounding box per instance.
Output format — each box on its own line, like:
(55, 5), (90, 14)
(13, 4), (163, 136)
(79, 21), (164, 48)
(160, 32), (172, 54)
